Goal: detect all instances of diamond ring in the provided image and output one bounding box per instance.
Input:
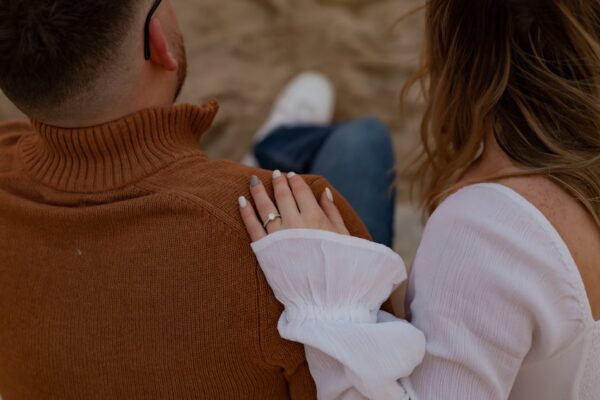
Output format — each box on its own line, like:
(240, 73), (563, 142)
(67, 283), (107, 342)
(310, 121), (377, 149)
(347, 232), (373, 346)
(263, 212), (282, 229)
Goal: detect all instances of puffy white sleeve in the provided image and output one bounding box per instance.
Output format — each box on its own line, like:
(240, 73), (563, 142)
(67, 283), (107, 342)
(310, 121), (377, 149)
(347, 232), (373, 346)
(252, 185), (583, 400)
(404, 185), (585, 399)
(251, 229), (426, 400)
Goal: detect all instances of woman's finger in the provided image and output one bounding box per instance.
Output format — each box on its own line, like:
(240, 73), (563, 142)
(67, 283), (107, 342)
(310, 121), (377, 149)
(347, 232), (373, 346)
(249, 175), (282, 233)
(320, 188), (350, 235)
(239, 196), (267, 241)
(272, 170), (300, 221)
(287, 172), (322, 214)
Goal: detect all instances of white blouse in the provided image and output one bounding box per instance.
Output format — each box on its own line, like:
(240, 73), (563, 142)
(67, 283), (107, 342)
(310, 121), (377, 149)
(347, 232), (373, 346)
(251, 183), (600, 400)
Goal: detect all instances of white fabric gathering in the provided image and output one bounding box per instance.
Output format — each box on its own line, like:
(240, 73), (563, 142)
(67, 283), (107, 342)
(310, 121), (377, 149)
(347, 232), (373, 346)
(251, 184), (600, 400)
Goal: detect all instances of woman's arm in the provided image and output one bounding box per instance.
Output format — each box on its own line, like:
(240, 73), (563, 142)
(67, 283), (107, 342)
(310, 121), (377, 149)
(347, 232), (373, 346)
(252, 229), (425, 400)
(240, 172), (425, 399)
(239, 175), (573, 400)
(402, 185), (583, 399)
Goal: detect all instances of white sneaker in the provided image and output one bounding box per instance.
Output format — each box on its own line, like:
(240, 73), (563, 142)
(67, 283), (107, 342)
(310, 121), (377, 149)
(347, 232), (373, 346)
(242, 71), (336, 167)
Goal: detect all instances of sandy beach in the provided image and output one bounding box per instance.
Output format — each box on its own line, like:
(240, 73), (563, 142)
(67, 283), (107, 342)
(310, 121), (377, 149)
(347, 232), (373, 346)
(0, 0), (426, 259)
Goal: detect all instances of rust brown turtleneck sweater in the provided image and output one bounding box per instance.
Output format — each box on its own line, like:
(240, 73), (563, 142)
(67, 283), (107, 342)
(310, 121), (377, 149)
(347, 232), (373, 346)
(0, 101), (371, 400)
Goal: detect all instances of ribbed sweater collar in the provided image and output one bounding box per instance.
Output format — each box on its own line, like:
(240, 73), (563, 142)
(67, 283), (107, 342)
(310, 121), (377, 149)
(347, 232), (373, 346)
(19, 101), (218, 193)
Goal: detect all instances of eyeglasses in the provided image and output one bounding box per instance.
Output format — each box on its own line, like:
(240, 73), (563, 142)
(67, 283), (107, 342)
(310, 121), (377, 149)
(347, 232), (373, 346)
(144, 0), (163, 60)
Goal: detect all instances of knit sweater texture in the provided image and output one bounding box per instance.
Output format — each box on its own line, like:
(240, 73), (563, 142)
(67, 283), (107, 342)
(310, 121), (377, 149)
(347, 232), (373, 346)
(0, 101), (370, 400)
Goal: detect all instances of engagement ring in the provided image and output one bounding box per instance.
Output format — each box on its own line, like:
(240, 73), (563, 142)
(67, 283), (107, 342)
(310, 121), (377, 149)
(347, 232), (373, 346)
(263, 212), (282, 228)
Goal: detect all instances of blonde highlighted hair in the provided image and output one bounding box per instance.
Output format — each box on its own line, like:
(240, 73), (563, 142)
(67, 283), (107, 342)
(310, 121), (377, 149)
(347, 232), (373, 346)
(405, 0), (600, 226)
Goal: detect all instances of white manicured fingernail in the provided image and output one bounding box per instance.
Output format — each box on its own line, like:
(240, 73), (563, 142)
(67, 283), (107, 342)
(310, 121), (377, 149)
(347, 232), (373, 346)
(325, 188), (334, 202)
(238, 196), (248, 209)
(288, 172), (296, 178)
(273, 170), (282, 179)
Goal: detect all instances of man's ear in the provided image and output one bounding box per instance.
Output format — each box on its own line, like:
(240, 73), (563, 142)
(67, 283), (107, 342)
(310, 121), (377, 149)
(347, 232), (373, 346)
(148, 18), (178, 71)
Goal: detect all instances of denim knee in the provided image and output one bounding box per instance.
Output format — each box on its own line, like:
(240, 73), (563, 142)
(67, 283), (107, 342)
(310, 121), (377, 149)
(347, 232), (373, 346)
(329, 118), (394, 165)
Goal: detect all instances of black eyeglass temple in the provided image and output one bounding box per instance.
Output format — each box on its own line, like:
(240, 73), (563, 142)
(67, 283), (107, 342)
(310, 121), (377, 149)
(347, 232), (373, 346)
(144, 0), (163, 60)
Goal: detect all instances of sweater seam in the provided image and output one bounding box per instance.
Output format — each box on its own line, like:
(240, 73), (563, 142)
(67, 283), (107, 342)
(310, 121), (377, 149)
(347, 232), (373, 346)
(138, 180), (248, 233)
(152, 188), (279, 370)
(140, 187), (277, 369)
(142, 174), (323, 242)
(255, 262), (278, 369)
(140, 175), (325, 371)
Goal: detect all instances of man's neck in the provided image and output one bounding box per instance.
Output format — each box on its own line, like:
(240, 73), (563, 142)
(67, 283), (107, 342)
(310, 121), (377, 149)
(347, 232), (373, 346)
(39, 96), (176, 129)
(34, 67), (178, 128)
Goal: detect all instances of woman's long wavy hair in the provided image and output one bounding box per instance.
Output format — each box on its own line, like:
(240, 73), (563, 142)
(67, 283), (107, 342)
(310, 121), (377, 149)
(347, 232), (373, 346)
(405, 0), (600, 226)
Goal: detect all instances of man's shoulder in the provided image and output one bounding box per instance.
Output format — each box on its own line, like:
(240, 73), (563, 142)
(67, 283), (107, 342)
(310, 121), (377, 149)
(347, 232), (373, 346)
(143, 158), (349, 233)
(147, 157), (328, 202)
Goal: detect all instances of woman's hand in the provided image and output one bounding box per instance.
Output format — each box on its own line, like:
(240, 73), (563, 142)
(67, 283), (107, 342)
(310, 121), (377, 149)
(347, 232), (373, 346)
(239, 170), (350, 241)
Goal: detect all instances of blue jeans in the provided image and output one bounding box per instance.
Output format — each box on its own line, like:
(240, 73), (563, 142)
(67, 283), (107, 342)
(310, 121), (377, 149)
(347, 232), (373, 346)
(254, 118), (396, 247)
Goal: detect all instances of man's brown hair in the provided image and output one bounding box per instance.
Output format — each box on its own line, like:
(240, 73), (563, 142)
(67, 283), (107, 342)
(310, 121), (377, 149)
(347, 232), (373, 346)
(0, 0), (138, 114)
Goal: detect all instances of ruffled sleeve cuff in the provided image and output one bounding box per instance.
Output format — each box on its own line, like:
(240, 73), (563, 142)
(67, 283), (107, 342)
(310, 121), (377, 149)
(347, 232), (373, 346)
(251, 229), (407, 323)
(252, 230), (425, 400)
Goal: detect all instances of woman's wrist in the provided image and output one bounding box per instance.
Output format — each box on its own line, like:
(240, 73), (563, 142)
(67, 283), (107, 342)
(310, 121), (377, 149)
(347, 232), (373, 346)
(252, 229), (407, 324)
